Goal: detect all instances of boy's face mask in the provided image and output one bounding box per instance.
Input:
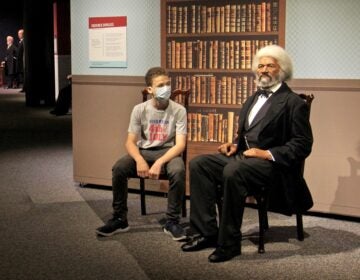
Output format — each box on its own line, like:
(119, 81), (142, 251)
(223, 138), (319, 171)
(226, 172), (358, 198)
(155, 85), (171, 102)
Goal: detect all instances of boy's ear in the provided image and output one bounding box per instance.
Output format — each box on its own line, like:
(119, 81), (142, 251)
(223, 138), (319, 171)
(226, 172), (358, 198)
(147, 86), (155, 96)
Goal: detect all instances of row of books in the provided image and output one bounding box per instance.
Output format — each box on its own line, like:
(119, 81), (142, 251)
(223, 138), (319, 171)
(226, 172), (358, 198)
(167, 39), (277, 70)
(167, 1), (279, 34)
(187, 111), (239, 143)
(171, 74), (256, 105)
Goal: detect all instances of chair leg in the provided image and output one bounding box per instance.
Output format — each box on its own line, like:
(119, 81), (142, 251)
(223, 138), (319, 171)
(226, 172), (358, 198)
(140, 178), (146, 215)
(258, 206), (267, 254)
(296, 213), (304, 241)
(257, 198), (267, 254)
(264, 211), (269, 231)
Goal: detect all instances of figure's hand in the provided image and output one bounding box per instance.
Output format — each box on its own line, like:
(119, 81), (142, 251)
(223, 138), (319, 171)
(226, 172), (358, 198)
(136, 159), (150, 178)
(243, 148), (272, 160)
(217, 143), (237, 157)
(148, 160), (162, 179)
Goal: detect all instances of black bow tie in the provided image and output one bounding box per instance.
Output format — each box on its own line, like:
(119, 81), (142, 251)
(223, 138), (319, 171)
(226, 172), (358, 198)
(257, 89), (272, 98)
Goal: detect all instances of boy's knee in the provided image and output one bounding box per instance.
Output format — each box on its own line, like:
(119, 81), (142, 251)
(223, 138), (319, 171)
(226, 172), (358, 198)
(168, 162), (185, 179)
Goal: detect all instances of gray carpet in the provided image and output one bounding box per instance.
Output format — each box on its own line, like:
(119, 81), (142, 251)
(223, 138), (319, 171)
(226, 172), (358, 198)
(0, 91), (359, 280)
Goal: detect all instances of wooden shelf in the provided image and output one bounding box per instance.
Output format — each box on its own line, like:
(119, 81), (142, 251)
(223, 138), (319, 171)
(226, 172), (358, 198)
(161, 0), (286, 191)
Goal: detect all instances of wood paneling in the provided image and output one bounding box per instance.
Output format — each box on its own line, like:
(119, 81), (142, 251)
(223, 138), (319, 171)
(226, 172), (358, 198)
(72, 75), (360, 218)
(72, 75), (145, 186)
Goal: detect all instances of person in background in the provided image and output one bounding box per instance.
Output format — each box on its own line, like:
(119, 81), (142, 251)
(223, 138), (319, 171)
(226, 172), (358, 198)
(4, 36), (18, 89)
(16, 29), (25, 92)
(181, 45), (313, 262)
(96, 67), (188, 241)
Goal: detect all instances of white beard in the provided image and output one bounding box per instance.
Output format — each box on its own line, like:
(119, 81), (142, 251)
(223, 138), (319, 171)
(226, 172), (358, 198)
(257, 74), (281, 89)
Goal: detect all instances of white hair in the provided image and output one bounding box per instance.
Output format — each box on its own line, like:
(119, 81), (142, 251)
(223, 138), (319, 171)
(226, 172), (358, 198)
(252, 45), (293, 81)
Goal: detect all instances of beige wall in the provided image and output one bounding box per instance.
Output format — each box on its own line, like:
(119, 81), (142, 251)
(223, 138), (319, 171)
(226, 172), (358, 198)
(72, 76), (360, 218)
(289, 79), (360, 217)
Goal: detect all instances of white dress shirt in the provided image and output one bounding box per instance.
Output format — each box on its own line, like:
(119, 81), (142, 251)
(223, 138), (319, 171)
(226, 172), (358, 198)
(248, 83), (282, 126)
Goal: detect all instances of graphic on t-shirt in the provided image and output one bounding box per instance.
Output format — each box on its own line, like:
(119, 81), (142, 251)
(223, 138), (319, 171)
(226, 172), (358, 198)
(149, 119), (169, 141)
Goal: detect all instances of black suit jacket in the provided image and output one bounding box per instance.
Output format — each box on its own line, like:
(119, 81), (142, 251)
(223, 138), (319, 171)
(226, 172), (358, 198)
(5, 44), (18, 75)
(17, 39), (24, 73)
(237, 82), (314, 215)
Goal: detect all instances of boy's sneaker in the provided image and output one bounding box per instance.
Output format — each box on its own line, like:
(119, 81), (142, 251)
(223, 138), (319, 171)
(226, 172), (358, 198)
(96, 217), (130, 237)
(163, 220), (187, 241)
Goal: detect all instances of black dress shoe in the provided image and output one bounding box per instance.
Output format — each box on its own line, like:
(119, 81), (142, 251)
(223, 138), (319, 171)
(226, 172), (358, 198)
(181, 236), (217, 252)
(208, 246), (241, 263)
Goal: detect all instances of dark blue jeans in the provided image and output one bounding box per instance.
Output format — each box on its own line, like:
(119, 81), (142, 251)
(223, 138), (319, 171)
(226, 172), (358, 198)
(112, 148), (185, 222)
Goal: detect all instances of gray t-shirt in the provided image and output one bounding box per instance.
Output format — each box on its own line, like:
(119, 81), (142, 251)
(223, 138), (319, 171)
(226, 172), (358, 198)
(128, 99), (187, 149)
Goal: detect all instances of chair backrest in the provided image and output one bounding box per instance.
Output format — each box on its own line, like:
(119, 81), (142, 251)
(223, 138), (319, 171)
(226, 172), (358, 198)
(298, 93), (314, 175)
(141, 88), (191, 163)
(298, 93), (314, 111)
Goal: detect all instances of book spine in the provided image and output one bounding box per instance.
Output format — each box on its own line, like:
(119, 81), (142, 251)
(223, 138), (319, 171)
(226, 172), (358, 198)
(201, 5), (207, 33)
(220, 6), (225, 33)
(210, 76), (216, 104)
(167, 41), (172, 68)
(242, 75), (248, 104)
(191, 5), (196, 33)
(218, 114), (223, 142)
(187, 113), (192, 141)
(196, 5), (201, 33)
(178, 6), (183, 34)
(181, 41), (187, 69)
(213, 40), (218, 69)
(216, 79), (222, 105)
(206, 7), (212, 33)
(171, 6), (177, 33)
(224, 4), (230, 32)
(236, 76), (242, 105)
(229, 40), (234, 70)
(227, 111), (234, 144)
(186, 41), (193, 69)
(183, 6), (188, 34)
(221, 76), (227, 104)
(171, 40), (176, 69)
(272, 0), (279, 32)
(215, 6), (221, 33)
(208, 113), (214, 142)
(231, 77), (237, 105)
(197, 113), (202, 142)
(191, 113), (197, 142)
(230, 5), (236, 32)
(167, 5), (171, 33)
(226, 76), (232, 104)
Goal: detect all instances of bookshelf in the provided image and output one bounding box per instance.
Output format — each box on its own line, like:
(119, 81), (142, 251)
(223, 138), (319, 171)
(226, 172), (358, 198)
(161, 0), (286, 192)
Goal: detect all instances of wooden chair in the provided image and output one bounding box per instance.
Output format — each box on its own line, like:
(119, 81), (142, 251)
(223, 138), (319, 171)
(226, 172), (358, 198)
(137, 88), (191, 217)
(217, 93), (314, 253)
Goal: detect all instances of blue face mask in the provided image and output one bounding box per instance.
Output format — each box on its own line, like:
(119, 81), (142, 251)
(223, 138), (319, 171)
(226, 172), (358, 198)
(155, 85), (171, 101)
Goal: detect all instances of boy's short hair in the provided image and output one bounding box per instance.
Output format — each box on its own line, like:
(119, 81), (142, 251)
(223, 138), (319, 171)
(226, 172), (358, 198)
(145, 67), (168, 87)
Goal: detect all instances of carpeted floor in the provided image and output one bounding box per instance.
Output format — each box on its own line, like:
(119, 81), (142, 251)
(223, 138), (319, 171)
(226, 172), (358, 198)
(0, 91), (359, 280)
